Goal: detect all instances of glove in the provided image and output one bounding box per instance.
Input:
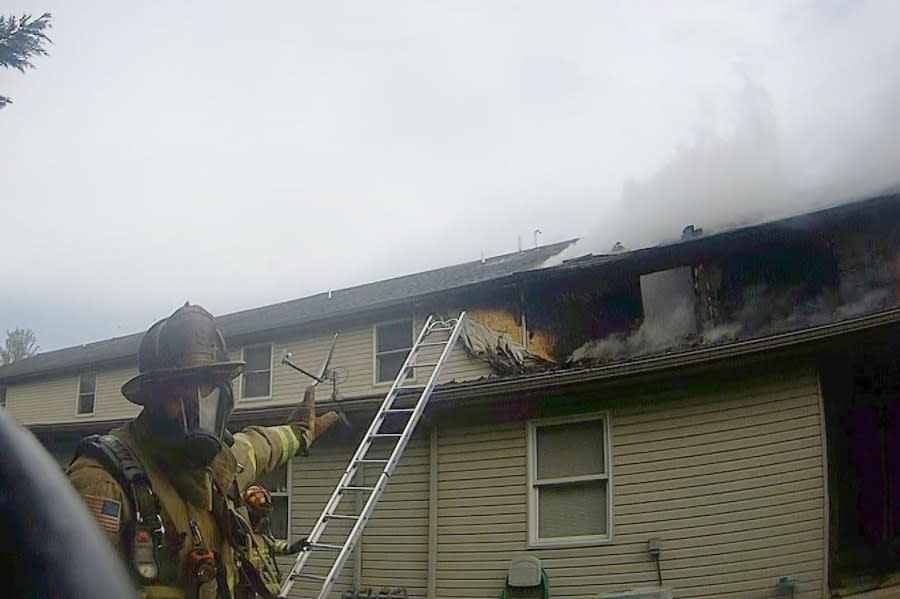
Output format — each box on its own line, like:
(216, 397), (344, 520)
(288, 385), (341, 450)
(287, 537), (309, 553)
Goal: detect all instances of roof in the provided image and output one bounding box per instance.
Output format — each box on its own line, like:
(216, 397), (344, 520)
(538, 190), (900, 276)
(29, 305), (900, 436)
(0, 241), (574, 383)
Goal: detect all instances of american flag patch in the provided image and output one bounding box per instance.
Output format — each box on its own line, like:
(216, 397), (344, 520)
(84, 495), (121, 534)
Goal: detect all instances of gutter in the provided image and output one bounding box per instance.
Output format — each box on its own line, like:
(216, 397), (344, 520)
(27, 307), (900, 435)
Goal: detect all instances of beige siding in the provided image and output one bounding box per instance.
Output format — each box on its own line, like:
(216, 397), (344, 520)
(436, 423), (527, 597)
(8, 366), (139, 425)
(413, 315), (494, 387)
(10, 308), (494, 427)
(232, 319), (492, 412)
(285, 434), (430, 598)
(95, 366), (141, 420)
(7, 375), (78, 424)
(360, 436), (430, 597)
(287, 442), (357, 599)
(435, 369), (826, 598)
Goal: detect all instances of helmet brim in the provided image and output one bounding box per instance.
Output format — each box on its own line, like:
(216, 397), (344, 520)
(121, 360), (245, 405)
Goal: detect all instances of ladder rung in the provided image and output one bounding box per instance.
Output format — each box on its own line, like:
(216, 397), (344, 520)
(281, 312), (464, 599)
(290, 572), (327, 582)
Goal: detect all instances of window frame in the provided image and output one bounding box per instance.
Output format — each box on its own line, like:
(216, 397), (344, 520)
(372, 318), (415, 386)
(527, 411), (613, 548)
(239, 343), (274, 401)
(75, 373), (97, 417)
(270, 462), (292, 541)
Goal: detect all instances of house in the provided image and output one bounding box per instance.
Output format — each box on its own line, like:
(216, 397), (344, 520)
(2, 193), (900, 598)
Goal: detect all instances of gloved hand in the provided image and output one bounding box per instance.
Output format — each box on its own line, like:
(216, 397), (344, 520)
(287, 537), (309, 553)
(288, 385), (341, 451)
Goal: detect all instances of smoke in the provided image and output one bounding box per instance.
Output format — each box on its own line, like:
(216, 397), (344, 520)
(546, 69), (900, 266)
(568, 278), (898, 367)
(568, 299), (696, 364)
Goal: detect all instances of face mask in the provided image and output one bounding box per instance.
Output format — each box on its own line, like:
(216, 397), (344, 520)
(145, 375), (235, 467)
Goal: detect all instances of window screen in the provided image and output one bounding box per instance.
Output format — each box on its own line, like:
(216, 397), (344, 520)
(242, 345), (272, 398)
(375, 320), (413, 382)
(77, 374), (96, 415)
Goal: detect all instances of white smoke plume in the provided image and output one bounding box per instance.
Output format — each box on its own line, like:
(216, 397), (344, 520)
(547, 71), (900, 265)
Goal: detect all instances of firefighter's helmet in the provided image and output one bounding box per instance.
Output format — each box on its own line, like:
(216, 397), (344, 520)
(121, 303), (245, 404)
(243, 485), (274, 514)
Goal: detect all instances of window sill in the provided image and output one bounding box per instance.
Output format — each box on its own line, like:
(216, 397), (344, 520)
(74, 412), (96, 418)
(528, 535), (613, 549)
(239, 395), (274, 402)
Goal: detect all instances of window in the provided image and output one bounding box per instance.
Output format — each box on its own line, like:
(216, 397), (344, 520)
(0, 387), (6, 408)
(374, 320), (413, 383)
(241, 344), (272, 399)
(77, 374), (96, 415)
(528, 413), (611, 546)
(257, 464), (290, 540)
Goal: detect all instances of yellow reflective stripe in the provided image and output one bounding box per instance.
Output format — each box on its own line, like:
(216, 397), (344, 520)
(272, 425), (299, 457)
(234, 433), (257, 473)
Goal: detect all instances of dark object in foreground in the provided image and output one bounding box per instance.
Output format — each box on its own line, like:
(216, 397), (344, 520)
(0, 407), (136, 598)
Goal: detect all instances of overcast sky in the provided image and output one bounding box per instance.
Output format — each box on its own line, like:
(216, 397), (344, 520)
(2, 1), (899, 351)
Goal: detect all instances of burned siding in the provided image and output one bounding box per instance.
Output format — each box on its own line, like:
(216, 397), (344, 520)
(556, 196), (900, 368)
(525, 271), (644, 363)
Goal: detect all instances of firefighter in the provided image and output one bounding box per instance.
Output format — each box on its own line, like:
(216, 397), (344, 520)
(66, 303), (339, 599)
(240, 485), (306, 597)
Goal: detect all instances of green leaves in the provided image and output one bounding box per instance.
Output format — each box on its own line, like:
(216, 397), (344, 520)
(0, 12), (52, 109)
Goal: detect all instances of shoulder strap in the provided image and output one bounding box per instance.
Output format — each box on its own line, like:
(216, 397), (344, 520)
(75, 434), (149, 489)
(75, 434), (169, 585)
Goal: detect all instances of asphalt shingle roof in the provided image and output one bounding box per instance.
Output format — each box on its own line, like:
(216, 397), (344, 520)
(0, 241), (574, 382)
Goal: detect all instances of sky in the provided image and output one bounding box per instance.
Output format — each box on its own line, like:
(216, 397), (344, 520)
(2, 1), (900, 351)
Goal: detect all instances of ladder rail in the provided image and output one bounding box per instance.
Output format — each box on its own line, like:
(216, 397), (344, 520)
(313, 312), (467, 597)
(278, 312), (466, 599)
(278, 314), (438, 597)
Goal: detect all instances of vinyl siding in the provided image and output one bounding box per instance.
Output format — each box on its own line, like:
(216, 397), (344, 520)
(413, 315), (493, 387)
(435, 368), (826, 598)
(287, 442), (357, 599)
(232, 318), (491, 411)
(285, 434), (431, 598)
(10, 315), (491, 425)
(360, 436), (430, 597)
(7, 367), (139, 425)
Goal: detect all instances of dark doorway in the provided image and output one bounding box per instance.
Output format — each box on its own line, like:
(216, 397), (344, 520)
(821, 345), (900, 592)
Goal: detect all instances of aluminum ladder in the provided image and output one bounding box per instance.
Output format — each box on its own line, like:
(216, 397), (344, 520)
(278, 312), (467, 599)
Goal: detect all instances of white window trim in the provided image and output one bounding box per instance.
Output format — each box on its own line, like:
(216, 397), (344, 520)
(372, 318), (415, 386)
(274, 461), (293, 541)
(75, 373), (97, 417)
(239, 343), (274, 401)
(527, 411), (613, 548)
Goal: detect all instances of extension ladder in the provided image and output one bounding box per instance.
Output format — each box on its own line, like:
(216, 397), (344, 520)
(278, 312), (467, 599)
